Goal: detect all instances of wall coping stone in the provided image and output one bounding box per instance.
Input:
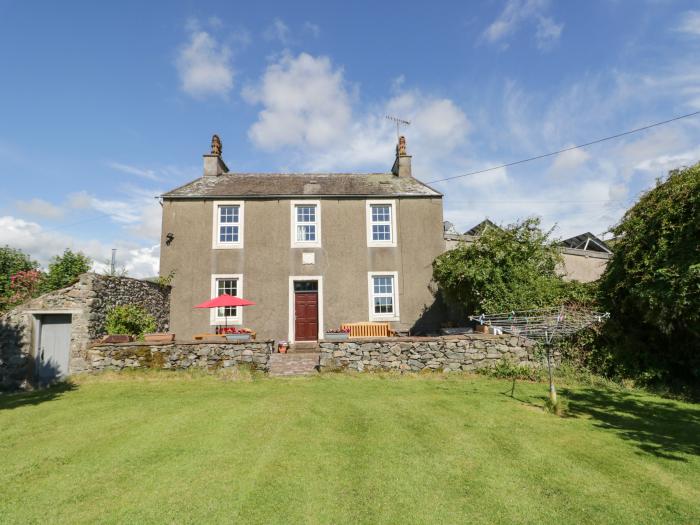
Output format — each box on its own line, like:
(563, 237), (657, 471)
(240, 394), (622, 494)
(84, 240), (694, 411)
(90, 339), (275, 349)
(323, 334), (524, 343)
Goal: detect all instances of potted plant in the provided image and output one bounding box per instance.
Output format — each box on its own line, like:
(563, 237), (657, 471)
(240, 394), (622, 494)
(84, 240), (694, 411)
(324, 327), (350, 341)
(144, 333), (175, 343)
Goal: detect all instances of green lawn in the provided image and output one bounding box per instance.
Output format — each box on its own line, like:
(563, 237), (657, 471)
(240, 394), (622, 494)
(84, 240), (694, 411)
(1, 371), (699, 524)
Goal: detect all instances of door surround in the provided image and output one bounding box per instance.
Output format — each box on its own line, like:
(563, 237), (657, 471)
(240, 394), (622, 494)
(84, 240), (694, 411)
(288, 275), (323, 343)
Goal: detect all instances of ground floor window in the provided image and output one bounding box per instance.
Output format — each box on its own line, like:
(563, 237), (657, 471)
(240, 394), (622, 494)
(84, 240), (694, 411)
(210, 274), (242, 325)
(368, 271), (400, 321)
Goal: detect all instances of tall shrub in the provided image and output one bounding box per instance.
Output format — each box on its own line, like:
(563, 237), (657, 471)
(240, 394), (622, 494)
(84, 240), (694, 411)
(41, 249), (92, 293)
(105, 305), (156, 339)
(598, 163), (700, 385)
(433, 217), (590, 314)
(0, 246), (41, 312)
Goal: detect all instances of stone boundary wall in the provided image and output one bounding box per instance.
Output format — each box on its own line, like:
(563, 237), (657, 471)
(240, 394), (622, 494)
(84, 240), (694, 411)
(88, 275), (170, 340)
(1, 273), (170, 389)
(86, 340), (274, 372)
(319, 334), (544, 372)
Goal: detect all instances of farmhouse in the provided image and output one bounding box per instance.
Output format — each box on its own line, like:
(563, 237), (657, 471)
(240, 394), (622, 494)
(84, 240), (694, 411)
(159, 135), (445, 342)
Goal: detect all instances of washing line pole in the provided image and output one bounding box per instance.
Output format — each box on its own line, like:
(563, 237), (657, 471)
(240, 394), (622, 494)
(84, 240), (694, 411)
(470, 306), (609, 407)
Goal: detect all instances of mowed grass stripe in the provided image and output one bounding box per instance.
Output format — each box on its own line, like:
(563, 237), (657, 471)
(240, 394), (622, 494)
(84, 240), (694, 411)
(1, 372), (698, 524)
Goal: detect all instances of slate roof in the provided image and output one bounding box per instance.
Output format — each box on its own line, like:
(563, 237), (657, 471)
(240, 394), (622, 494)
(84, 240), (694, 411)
(559, 232), (612, 253)
(464, 219), (501, 236)
(162, 173), (442, 199)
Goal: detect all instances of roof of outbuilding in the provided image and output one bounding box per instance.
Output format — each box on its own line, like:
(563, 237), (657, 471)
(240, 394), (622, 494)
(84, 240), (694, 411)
(161, 172), (442, 199)
(559, 232), (612, 253)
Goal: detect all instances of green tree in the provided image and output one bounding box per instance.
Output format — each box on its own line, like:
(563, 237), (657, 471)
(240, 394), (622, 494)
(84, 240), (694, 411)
(598, 163), (700, 386)
(433, 217), (586, 314)
(0, 246), (41, 311)
(41, 249), (92, 293)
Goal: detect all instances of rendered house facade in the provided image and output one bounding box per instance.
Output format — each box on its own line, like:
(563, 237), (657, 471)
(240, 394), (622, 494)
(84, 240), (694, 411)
(159, 136), (445, 342)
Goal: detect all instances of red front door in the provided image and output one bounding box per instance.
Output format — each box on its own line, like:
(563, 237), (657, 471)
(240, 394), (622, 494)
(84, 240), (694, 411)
(295, 290), (318, 341)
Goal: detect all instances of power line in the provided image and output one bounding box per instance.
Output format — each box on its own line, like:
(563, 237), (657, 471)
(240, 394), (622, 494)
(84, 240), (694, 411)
(36, 211), (113, 234)
(426, 110), (700, 185)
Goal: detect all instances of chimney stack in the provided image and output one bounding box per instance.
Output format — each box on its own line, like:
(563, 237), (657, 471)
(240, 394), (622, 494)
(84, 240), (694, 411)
(203, 134), (229, 177)
(391, 135), (412, 177)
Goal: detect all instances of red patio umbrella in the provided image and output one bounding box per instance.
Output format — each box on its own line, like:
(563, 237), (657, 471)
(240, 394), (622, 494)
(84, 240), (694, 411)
(194, 294), (256, 331)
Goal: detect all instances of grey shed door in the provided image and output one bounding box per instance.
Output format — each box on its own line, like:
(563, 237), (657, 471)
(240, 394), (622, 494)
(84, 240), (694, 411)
(37, 314), (72, 381)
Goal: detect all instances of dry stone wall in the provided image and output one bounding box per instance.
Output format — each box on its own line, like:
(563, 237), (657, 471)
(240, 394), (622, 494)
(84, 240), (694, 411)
(86, 341), (274, 372)
(88, 275), (170, 339)
(0, 273), (170, 389)
(319, 335), (542, 372)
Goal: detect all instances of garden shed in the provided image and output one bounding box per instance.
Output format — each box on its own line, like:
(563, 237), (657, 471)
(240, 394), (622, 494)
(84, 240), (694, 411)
(0, 273), (169, 389)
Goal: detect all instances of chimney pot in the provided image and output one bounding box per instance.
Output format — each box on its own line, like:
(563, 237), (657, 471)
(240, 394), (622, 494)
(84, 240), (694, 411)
(391, 135), (412, 177)
(203, 134), (229, 177)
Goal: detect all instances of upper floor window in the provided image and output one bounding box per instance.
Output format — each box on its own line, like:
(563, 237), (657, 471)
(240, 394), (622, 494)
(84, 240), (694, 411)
(291, 200), (321, 248)
(368, 271), (400, 321)
(366, 200), (397, 247)
(212, 201), (244, 249)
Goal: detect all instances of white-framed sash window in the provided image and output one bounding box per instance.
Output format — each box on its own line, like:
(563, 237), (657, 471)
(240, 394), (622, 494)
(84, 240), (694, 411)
(367, 271), (400, 321)
(212, 201), (244, 249)
(210, 274), (243, 325)
(291, 200), (321, 248)
(366, 200), (397, 247)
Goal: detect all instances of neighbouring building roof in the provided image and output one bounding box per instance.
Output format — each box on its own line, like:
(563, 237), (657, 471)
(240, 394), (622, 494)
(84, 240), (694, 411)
(464, 219), (501, 236)
(443, 221), (459, 235)
(559, 232), (612, 253)
(162, 172), (442, 199)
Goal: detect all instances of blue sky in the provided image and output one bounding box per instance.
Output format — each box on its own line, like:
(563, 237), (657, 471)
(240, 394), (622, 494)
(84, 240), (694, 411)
(1, 0), (699, 276)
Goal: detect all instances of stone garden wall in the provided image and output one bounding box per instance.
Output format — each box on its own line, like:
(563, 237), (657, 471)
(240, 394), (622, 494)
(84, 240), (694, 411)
(319, 334), (545, 372)
(0, 273), (170, 389)
(88, 275), (170, 340)
(86, 340), (274, 372)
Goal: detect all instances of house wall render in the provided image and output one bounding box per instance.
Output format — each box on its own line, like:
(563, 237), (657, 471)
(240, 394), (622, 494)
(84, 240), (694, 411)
(160, 197), (444, 341)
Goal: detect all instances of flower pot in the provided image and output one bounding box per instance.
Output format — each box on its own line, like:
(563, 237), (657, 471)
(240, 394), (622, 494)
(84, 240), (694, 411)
(324, 332), (349, 342)
(101, 334), (133, 343)
(144, 333), (175, 343)
(226, 333), (251, 342)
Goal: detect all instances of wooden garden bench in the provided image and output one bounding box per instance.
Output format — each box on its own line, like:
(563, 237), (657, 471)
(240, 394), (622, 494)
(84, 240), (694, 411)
(341, 322), (395, 338)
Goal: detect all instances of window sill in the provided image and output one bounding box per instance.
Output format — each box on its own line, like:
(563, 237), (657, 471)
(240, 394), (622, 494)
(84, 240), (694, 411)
(367, 242), (397, 248)
(210, 319), (243, 326)
(291, 242), (322, 249)
(370, 315), (399, 322)
(212, 243), (243, 250)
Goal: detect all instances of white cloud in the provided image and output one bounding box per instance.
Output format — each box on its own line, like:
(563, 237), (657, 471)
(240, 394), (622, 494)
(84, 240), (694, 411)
(535, 16), (563, 50)
(264, 18), (292, 45)
(176, 25), (234, 98)
(303, 21), (320, 38)
(66, 191), (93, 209)
(547, 147), (590, 177)
(244, 52), (353, 151)
(481, 0), (562, 50)
(0, 216), (159, 277)
(675, 10), (700, 37)
(15, 198), (65, 219)
(66, 186), (162, 241)
(244, 52), (470, 175)
(108, 162), (161, 181)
